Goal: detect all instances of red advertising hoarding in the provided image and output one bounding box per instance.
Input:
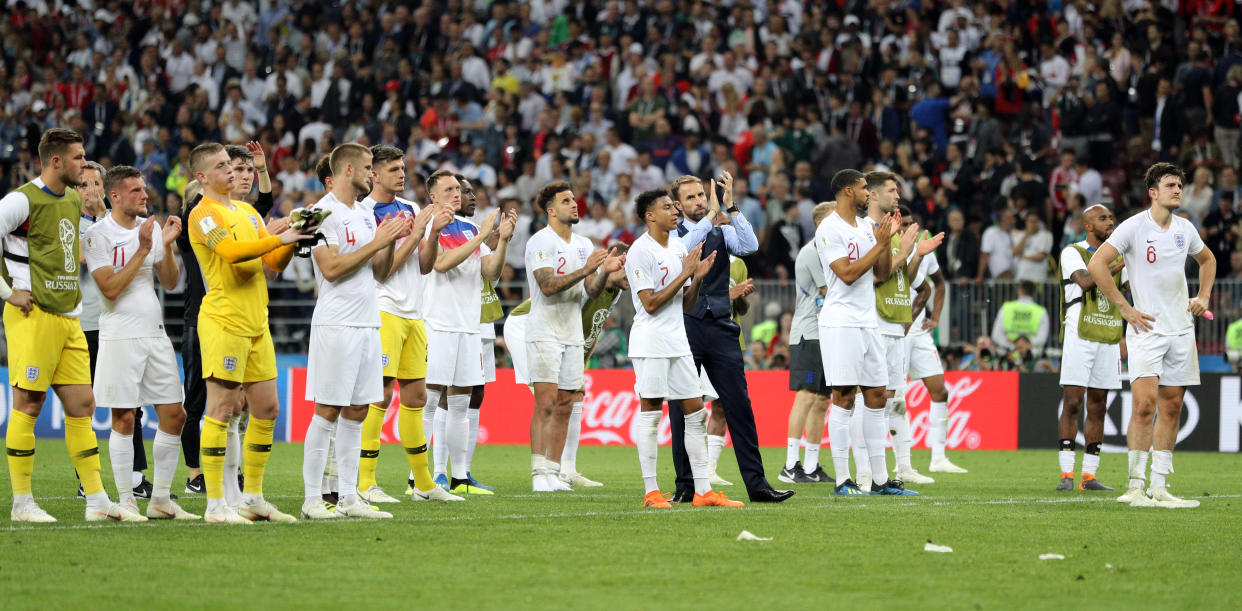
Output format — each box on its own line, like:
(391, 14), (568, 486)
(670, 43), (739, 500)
(287, 368), (1019, 450)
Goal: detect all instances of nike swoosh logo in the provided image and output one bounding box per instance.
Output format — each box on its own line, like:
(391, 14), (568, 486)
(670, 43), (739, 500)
(1146, 239), (1157, 243)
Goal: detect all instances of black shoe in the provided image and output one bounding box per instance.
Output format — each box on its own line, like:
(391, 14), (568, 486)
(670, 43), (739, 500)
(322, 491), (339, 505)
(184, 474), (206, 494)
(670, 489), (694, 504)
(76, 483), (85, 499)
(777, 462), (804, 484)
(795, 465), (834, 483)
(749, 486), (795, 503)
(133, 477), (153, 499)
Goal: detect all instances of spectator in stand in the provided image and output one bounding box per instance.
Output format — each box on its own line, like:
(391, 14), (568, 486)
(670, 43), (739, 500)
(1179, 127), (1223, 176)
(1214, 65), (1242, 170)
(1048, 150), (1079, 216)
(939, 207), (979, 283)
(979, 208), (1017, 282)
(1202, 191), (1238, 277)
(1182, 166), (1215, 224)
(1012, 211), (1053, 283)
(766, 199), (804, 282)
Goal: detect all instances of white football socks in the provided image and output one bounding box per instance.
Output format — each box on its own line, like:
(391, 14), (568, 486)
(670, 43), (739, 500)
(785, 437), (800, 469)
(1150, 450), (1172, 489)
(683, 408), (711, 496)
(804, 444), (821, 472)
(849, 396), (868, 476)
(447, 394), (470, 480)
(1127, 449), (1149, 489)
(302, 414), (333, 501)
(827, 406), (852, 483)
(1082, 452), (1100, 477)
(151, 430), (180, 501)
(561, 401), (583, 475)
(707, 434), (725, 466)
(636, 410), (660, 494)
(888, 398), (913, 471)
(1058, 450), (1076, 474)
(929, 400), (948, 461)
(223, 415), (242, 506)
(335, 416), (363, 505)
(109, 430), (134, 504)
(432, 407), (448, 478)
(863, 406), (889, 486)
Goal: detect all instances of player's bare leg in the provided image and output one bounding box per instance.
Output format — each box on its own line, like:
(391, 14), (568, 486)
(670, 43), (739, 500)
(1057, 385), (1086, 489)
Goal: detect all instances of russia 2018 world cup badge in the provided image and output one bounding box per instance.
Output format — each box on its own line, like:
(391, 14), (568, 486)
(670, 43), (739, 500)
(59, 218), (76, 273)
(1175, 233), (1186, 251)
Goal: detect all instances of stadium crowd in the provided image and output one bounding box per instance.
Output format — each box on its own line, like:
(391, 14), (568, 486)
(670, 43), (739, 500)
(2, 0), (1241, 372)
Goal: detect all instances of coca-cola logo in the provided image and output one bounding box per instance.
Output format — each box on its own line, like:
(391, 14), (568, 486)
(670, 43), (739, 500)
(1055, 389), (1200, 453)
(905, 375), (987, 449)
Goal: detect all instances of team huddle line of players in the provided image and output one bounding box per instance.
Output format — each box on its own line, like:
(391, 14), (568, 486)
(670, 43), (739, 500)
(1, 127), (1214, 523)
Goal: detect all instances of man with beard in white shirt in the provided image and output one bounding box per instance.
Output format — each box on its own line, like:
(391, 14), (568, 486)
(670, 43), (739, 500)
(420, 170), (514, 494)
(301, 143), (411, 520)
(358, 145), (460, 504)
(625, 188), (744, 509)
(815, 169), (920, 497)
(84, 165), (196, 521)
(1088, 163), (1216, 509)
(524, 180), (622, 492)
(860, 176), (942, 488)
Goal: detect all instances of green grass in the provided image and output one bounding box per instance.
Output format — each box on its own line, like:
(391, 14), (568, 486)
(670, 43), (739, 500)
(2, 441), (1239, 609)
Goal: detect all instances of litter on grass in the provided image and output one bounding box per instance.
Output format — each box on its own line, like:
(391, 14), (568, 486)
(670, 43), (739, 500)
(924, 542), (954, 553)
(736, 530), (773, 541)
(1040, 554), (1066, 560)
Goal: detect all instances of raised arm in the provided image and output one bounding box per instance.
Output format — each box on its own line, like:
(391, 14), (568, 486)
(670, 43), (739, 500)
(191, 205), (308, 265)
(433, 209), (498, 273)
(1087, 242), (1153, 332)
(314, 214), (407, 283)
(88, 218), (157, 300)
(683, 250), (717, 312)
(155, 216), (181, 290)
(418, 205), (455, 274)
(634, 243), (703, 314)
(481, 210), (516, 282)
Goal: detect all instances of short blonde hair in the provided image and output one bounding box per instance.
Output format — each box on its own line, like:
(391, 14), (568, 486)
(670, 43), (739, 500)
(812, 201), (837, 226)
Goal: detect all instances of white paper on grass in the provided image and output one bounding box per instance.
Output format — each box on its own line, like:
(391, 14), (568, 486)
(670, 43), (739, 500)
(1039, 554), (1066, 560)
(924, 542), (953, 553)
(736, 530), (773, 541)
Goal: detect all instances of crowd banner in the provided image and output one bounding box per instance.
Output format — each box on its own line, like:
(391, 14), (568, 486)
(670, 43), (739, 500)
(285, 368), (1020, 450)
(14, 366), (1235, 452)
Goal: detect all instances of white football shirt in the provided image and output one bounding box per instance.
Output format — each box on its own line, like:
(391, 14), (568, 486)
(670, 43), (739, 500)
(816, 211), (879, 329)
(82, 215), (167, 340)
(908, 252), (940, 337)
(310, 192), (381, 328)
(1104, 211), (1204, 336)
(422, 216), (490, 334)
(364, 195), (425, 319)
(625, 231), (691, 358)
(524, 226), (593, 346)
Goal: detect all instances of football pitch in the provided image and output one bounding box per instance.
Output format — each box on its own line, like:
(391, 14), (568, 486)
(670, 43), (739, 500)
(2, 442), (1239, 609)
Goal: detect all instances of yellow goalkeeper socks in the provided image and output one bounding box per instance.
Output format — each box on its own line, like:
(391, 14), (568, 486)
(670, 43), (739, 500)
(5, 410), (37, 495)
(399, 404), (434, 491)
(358, 404), (386, 491)
(242, 417), (275, 496)
(201, 417), (228, 499)
(65, 416), (104, 496)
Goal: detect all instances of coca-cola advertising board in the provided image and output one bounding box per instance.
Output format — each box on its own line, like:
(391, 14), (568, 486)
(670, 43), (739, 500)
(284, 368), (1019, 449)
